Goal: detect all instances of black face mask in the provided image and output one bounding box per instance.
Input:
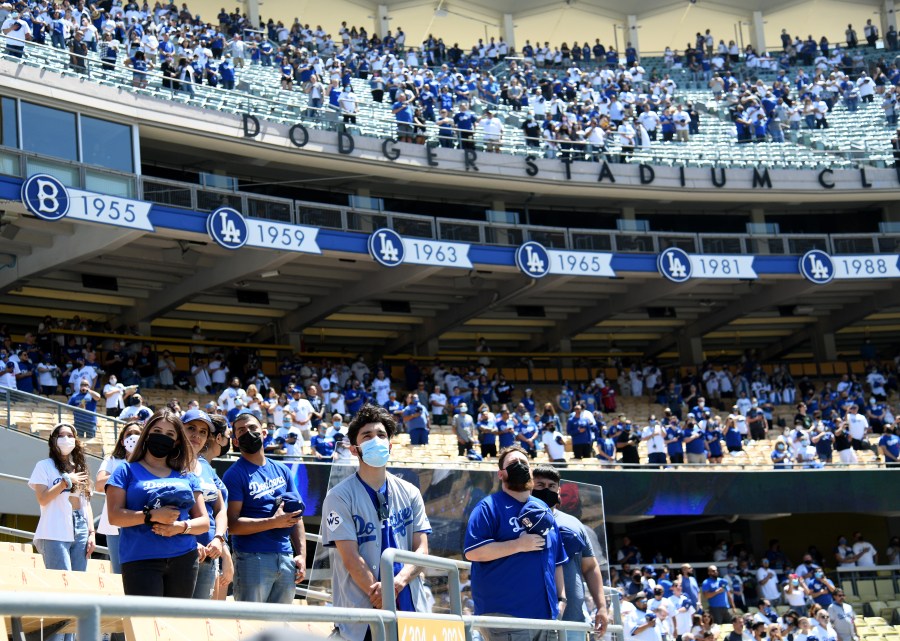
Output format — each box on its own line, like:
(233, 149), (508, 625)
(217, 434), (231, 456)
(532, 487), (559, 508)
(146, 433), (177, 458)
(504, 460), (531, 488)
(238, 430), (263, 454)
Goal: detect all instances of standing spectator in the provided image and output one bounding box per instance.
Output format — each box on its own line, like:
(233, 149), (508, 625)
(95, 420), (143, 573)
(37, 354), (60, 396)
(756, 559), (781, 605)
(464, 445), (567, 641)
(103, 374), (136, 418)
(182, 409), (230, 600)
(532, 465), (609, 641)
(223, 411), (306, 603)
(67, 378), (101, 438)
(135, 345), (157, 389)
(454, 403), (476, 456)
(864, 19), (879, 47)
(851, 532), (877, 567)
(105, 409), (208, 597)
(879, 423), (900, 464)
(158, 351), (176, 390)
(322, 404), (431, 640)
(29, 423), (95, 573)
(702, 565), (734, 624)
(827, 590), (857, 641)
(403, 392), (429, 446)
(845, 404), (871, 452)
(567, 405), (594, 460)
(429, 384), (448, 426)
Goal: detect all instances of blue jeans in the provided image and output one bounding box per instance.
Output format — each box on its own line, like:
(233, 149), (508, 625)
(106, 533), (122, 574)
(233, 551), (296, 604)
(35, 510), (89, 572)
(193, 558), (217, 599)
(410, 428), (429, 445)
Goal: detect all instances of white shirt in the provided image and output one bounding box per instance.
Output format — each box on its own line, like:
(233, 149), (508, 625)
(217, 386), (245, 412)
(846, 413), (868, 440)
(642, 425), (666, 454)
(429, 392), (447, 415)
(97, 456), (128, 534)
(541, 430), (567, 460)
(371, 377), (392, 405)
(736, 398), (752, 415)
(289, 397), (314, 426)
(209, 359), (227, 384)
(103, 383), (125, 409)
(757, 566), (781, 600)
(852, 540), (876, 566)
(0, 370), (17, 389)
(29, 458), (83, 542)
(37, 363), (58, 387)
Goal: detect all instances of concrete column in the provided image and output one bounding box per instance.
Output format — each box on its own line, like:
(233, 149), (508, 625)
(677, 334), (704, 366)
(491, 200), (506, 212)
(811, 330), (837, 362)
(246, 0), (260, 31)
(559, 338), (573, 368)
(424, 338), (440, 357)
(627, 15), (640, 57)
(621, 206), (636, 221)
(884, 0), (897, 36)
(375, 4), (390, 39)
(750, 10), (767, 54)
(287, 332), (303, 353)
(503, 14), (516, 52)
(750, 208), (766, 224)
(137, 322), (152, 337)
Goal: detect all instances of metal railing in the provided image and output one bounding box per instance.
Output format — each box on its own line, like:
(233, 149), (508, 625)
(0, 385), (125, 454)
(835, 564), (900, 597)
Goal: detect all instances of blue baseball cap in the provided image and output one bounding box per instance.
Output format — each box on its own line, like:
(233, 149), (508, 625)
(182, 409), (213, 430)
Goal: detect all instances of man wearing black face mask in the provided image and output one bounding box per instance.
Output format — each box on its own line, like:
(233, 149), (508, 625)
(464, 446), (568, 641)
(222, 411), (306, 604)
(532, 465), (609, 641)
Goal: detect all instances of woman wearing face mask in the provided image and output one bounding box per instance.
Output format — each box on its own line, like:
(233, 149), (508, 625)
(771, 436), (793, 470)
(320, 404), (432, 641)
(783, 573), (808, 616)
(95, 420), (143, 573)
(182, 409), (231, 600)
(202, 414), (235, 599)
(29, 423), (95, 572)
(106, 408), (208, 597)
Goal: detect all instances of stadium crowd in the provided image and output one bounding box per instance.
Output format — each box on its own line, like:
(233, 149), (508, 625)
(2, 1), (900, 155)
(2, 319), (898, 467)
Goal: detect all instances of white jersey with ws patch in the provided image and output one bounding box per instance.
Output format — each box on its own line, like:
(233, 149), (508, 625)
(322, 472), (432, 641)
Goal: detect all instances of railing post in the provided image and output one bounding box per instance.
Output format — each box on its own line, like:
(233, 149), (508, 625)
(380, 548), (398, 614)
(77, 604), (101, 641)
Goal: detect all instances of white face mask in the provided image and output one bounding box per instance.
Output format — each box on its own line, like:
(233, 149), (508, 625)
(123, 434), (139, 454)
(109, 376), (117, 385)
(57, 436), (76, 455)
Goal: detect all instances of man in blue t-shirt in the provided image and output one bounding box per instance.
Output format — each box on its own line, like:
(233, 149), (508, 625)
(67, 378), (101, 437)
(223, 411), (306, 604)
(402, 393), (429, 445)
(532, 465), (609, 641)
(701, 565), (734, 624)
(879, 424), (900, 465)
(567, 405), (594, 459)
(465, 445), (568, 641)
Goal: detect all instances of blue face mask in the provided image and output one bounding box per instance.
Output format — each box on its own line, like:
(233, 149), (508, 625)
(360, 436), (390, 467)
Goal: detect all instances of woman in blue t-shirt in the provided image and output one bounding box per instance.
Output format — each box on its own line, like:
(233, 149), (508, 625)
(182, 409), (230, 600)
(106, 408), (207, 598)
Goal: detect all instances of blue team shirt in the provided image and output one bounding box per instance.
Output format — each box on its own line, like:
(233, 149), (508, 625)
(107, 462), (201, 564)
(223, 457), (299, 554)
(345, 388), (363, 415)
(403, 403), (428, 431)
(879, 433), (900, 460)
(724, 425), (743, 450)
(196, 458), (226, 546)
(705, 427), (724, 457)
(465, 492), (567, 619)
(665, 426), (684, 456)
(567, 415), (594, 445)
(16, 361), (34, 393)
(517, 421), (538, 450)
(701, 576), (730, 607)
(311, 434), (336, 457)
(496, 419), (516, 448)
(685, 427), (707, 454)
(806, 576), (834, 606)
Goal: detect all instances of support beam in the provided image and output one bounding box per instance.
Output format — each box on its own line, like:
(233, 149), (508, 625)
(527, 279), (700, 351)
(502, 13), (515, 51)
(375, 4), (390, 38)
(627, 14), (640, 57)
(246, 0), (260, 33)
(759, 282), (900, 361)
(750, 10), (767, 54)
(884, 0), (897, 34)
(253, 266), (441, 343)
(643, 280), (818, 359)
(118, 250), (296, 326)
(0, 225), (144, 293)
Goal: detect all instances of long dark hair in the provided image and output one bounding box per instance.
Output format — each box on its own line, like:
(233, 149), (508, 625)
(110, 420), (143, 460)
(48, 423), (91, 496)
(129, 408), (195, 473)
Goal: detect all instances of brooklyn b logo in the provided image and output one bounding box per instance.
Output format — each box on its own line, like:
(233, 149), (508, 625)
(34, 179), (62, 215)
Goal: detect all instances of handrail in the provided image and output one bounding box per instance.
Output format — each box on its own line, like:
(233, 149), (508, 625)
(0, 592), (390, 641)
(0, 524), (109, 555)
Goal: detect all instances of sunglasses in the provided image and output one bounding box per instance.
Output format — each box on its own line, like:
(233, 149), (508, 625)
(377, 492), (389, 522)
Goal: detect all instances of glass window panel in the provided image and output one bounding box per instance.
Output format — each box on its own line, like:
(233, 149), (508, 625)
(21, 101), (77, 161)
(81, 116), (133, 173)
(1, 97), (17, 149)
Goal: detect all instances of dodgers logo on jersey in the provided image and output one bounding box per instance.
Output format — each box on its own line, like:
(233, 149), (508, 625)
(515, 241), (550, 278)
(207, 207), (248, 250)
(799, 249), (834, 284)
(368, 228), (404, 267)
(658, 247), (692, 283)
(21, 174), (70, 221)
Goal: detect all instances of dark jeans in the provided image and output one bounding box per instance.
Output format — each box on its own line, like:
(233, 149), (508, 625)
(122, 549), (199, 598)
(709, 606), (731, 624)
(481, 443), (497, 458)
(669, 453), (684, 464)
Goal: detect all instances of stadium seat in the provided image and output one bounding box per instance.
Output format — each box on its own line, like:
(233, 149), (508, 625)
(875, 579), (896, 599)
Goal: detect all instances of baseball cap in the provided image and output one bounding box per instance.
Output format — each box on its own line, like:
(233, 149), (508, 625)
(136, 408), (152, 421)
(182, 409), (213, 430)
(517, 501), (553, 536)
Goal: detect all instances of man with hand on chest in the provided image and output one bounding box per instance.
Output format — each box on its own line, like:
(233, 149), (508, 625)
(322, 404), (431, 641)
